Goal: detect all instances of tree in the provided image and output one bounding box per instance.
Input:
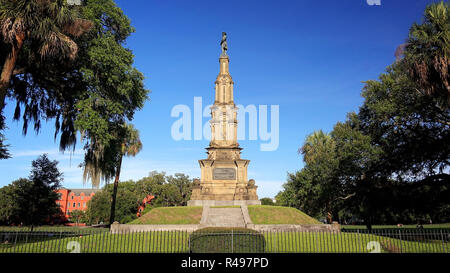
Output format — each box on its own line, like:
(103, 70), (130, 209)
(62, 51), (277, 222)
(166, 173), (193, 206)
(26, 154), (64, 228)
(86, 190), (110, 225)
(86, 182), (140, 225)
(108, 124), (142, 225)
(0, 0), (92, 111)
(279, 169), (324, 219)
(0, 115), (10, 159)
(0, 0), (148, 160)
(299, 130), (334, 165)
(299, 130), (339, 223)
(71, 1), (148, 208)
(85, 172), (195, 223)
(330, 115), (383, 227)
(403, 1), (449, 109)
(0, 181), (17, 224)
(152, 184), (183, 207)
(0, 154), (64, 227)
(260, 198), (275, 206)
(69, 209), (86, 226)
(133, 171), (193, 208)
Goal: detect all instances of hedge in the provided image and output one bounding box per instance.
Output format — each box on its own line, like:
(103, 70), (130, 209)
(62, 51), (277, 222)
(188, 227), (265, 253)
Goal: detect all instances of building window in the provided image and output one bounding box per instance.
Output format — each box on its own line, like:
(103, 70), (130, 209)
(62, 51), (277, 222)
(71, 195), (74, 200)
(73, 202), (76, 207)
(67, 203), (70, 208)
(78, 203), (80, 207)
(83, 203), (86, 208)
(81, 196), (84, 200)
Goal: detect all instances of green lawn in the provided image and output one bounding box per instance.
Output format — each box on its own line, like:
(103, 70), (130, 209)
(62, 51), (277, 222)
(262, 231), (449, 253)
(342, 223), (450, 230)
(128, 206), (203, 225)
(0, 230), (190, 253)
(248, 205), (322, 225)
(0, 226), (108, 232)
(0, 230), (447, 253)
(211, 206), (241, 208)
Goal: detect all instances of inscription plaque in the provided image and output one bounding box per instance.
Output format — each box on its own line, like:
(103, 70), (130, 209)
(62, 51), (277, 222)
(213, 168), (236, 180)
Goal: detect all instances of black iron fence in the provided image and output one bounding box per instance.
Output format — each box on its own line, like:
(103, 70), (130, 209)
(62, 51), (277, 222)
(0, 228), (448, 253)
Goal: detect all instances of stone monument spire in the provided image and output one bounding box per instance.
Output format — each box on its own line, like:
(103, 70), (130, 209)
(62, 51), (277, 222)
(210, 49), (239, 148)
(188, 33), (260, 206)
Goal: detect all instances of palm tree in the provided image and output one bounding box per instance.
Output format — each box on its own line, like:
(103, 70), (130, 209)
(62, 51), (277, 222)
(404, 1), (449, 109)
(81, 123), (142, 225)
(299, 130), (337, 224)
(109, 123), (142, 225)
(0, 0), (92, 112)
(299, 130), (334, 165)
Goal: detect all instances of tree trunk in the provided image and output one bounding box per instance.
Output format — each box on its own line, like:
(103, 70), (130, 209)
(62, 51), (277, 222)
(326, 201), (332, 224)
(109, 155), (123, 225)
(0, 32), (25, 112)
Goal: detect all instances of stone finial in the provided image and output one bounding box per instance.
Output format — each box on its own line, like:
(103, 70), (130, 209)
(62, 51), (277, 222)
(248, 179), (255, 186)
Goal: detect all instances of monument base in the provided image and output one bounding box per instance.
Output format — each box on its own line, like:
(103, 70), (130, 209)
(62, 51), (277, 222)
(187, 200), (261, 207)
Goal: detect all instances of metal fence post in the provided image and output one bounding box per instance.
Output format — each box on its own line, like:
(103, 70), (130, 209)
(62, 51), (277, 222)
(357, 229), (361, 253)
(440, 230), (446, 253)
(13, 231), (18, 252)
(274, 231), (277, 253)
(231, 230), (234, 253)
(398, 230), (403, 253)
(315, 231), (318, 253)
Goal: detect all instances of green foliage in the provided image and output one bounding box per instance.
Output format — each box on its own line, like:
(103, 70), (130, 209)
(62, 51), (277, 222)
(86, 190), (110, 224)
(68, 209), (87, 224)
(0, 0), (148, 163)
(404, 1), (449, 109)
(359, 65), (448, 178)
(134, 171), (194, 208)
(189, 228), (265, 253)
(0, 154), (64, 226)
(86, 182), (139, 225)
(0, 115), (10, 159)
(277, 169), (324, 219)
(85, 172), (195, 224)
(260, 198), (275, 206)
(0, 0), (92, 154)
(0, 180), (19, 224)
(166, 173), (193, 206)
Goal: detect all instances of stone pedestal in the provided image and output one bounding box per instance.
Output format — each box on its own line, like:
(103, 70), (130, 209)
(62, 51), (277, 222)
(188, 50), (260, 206)
(187, 199), (261, 206)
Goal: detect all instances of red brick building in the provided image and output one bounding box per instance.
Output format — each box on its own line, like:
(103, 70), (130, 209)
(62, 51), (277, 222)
(55, 188), (101, 220)
(56, 188), (155, 224)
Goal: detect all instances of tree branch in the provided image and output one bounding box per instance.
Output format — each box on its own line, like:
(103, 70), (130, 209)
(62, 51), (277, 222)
(334, 193), (356, 201)
(12, 67), (25, 75)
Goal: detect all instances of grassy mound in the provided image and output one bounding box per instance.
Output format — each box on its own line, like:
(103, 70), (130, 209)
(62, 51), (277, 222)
(248, 205), (321, 225)
(189, 227), (265, 253)
(128, 206), (203, 225)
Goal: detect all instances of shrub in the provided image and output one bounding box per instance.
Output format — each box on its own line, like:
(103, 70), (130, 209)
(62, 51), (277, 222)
(189, 227), (265, 253)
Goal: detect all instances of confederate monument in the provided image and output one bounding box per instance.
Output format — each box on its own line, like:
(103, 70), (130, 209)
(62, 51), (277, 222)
(188, 33), (261, 206)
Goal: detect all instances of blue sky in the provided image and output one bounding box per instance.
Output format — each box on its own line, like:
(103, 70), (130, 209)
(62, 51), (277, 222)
(0, 0), (438, 198)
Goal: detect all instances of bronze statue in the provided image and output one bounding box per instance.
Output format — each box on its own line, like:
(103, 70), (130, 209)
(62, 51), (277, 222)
(220, 32), (228, 56)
